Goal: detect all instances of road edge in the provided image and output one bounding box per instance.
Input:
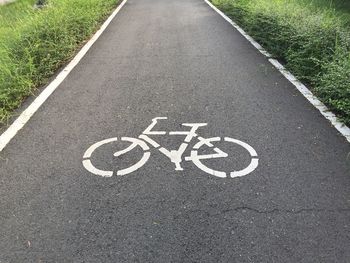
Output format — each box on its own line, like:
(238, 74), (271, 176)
(204, 0), (350, 144)
(0, 0), (128, 152)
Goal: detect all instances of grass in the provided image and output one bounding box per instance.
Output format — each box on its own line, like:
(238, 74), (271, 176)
(211, 0), (350, 125)
(0, 0), (119, 124)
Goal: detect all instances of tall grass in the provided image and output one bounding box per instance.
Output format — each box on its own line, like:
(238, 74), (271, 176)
(212, 0), (350, 125)
(0, 0), (119, 124)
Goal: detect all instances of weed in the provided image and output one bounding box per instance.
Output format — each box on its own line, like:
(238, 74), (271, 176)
(0, 0), (119, 124)
(212, 0), (350, 125)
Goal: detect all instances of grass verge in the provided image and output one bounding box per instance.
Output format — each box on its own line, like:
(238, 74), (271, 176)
(211, 0), (350, 126)
(0, 0), (119, 124)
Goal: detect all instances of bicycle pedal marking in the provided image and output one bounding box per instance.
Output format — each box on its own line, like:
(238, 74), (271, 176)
(82, 117), (259, 178)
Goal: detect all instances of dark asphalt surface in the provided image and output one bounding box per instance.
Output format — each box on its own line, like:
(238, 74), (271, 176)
(1, 0), (350, 261)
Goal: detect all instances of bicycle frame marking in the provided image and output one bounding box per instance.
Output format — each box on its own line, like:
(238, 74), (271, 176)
(82, 117), (259, 178)
(138, 117), (208, 171)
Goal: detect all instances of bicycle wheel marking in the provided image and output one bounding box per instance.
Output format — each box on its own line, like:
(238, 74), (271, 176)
(188, 150), (227, 178)
(224, 137), (259, 178)
(117, 152), (150, 176)
(83, 137), (150, 177)
(83, 137), (119, 177)
(186, 137), (259, 178)
(230, 158), (259, 178)
(82, 159), (113, 177)
(224, 137), (258, 157)
(82, 117), (260, 179)
(83, 137), (119, 159)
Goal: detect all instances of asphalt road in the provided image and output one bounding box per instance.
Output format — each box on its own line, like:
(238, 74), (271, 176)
(1, 0), (350, 261)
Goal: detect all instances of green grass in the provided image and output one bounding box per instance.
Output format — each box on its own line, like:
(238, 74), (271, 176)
(212, 0), (350, 125)
(0, 0), (119, 124)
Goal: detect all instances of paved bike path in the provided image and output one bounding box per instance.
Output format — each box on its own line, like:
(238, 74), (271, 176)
(1, 0), (350, 261)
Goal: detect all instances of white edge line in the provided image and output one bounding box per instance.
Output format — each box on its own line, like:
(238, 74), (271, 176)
(0, 0), (128, 152)
(204, 0), (350, 143)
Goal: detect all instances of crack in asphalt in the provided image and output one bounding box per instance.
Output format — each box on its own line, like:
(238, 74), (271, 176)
(217, 206), (350, 215)
(173, 206), (350, 220)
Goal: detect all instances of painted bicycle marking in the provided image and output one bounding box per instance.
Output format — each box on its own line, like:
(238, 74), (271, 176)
(82, 117), (259, 178)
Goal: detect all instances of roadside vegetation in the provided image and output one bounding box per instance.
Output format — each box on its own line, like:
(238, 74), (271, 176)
(212, 0), (350, 125)
(0, 0), (119, 124)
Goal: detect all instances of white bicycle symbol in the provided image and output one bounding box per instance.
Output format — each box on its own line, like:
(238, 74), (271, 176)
(82, 117), (259, 178)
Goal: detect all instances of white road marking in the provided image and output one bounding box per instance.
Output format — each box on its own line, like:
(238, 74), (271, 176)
(114, 142), (137, 157)
(83, 137), (150, 177)
(192, 136), (220, 149)
(230, 158), (259, 178)
(117, 151), (150, 176)
(139, 134), (160, 148)
(84, 137), (119, 158)
(83, 137), (119, 177)
(121, 137), (150, 151)
(143, 117), (168, 135)
(186, 136), (258, 178)
(82, 159), (113, 177)
(0, 0), (129, 152)
(189, 153), (227, 178)
(204, 0), (350, 144)
(224, 137), (258, 157)
(83, 118), (259, 178)
(142, 118), (210, 170)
